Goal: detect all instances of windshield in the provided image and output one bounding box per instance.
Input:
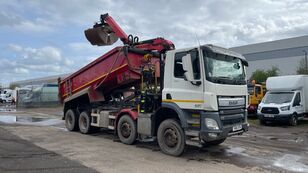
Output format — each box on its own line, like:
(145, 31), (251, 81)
(248, 86), (254, 95)
(263, 92), (294, 104)
(203, 50), (246, 85)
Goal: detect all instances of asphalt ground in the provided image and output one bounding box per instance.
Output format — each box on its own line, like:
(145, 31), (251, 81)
(0, 126), (98, 173)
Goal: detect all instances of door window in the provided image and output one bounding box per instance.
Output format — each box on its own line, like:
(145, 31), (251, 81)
(255, 86), (261, 95)
(293, 93), (301, 107)
(174, 50), (200, 79)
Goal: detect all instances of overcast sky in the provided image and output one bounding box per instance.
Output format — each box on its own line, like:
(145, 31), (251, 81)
(1, 0), (308, 85)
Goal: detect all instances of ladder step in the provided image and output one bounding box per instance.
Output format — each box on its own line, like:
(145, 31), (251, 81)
(186, 139), (202, 147)
(187, 119), (200, 124)
(185, 130), (199, 137)
(108, 126), (115, 130)
(109, 115), (116, 119)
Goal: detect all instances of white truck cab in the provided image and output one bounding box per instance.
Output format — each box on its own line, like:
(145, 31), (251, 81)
(162, 44), (249, 144)
(258, 75), (308, 125)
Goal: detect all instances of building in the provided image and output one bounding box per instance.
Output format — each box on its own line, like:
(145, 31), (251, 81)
(230, 35), (308, 78)
(10, 74), (70, 87)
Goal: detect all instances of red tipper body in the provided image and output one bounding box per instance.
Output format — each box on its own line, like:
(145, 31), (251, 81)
(59, 47), (150, 103)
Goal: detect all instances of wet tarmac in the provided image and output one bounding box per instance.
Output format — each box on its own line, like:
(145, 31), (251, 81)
(0, 106), (308, 172)
(0, 115), (63, 127)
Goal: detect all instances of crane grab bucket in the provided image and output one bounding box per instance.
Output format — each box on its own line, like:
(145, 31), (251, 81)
(84, 26), (118, 46)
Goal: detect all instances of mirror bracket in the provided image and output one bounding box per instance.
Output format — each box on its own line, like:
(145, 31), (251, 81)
(191, 81), (201, 86)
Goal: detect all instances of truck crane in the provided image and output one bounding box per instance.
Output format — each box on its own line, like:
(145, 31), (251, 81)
(59, 13), (249, 156)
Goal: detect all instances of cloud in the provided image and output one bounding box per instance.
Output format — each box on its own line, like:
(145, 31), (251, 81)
(8, 44), (62, 65)
(2, 0), (308, 84)
(2, 0), (308, 46)
(4, 44), (75, 79)
(0, 11), (53, 33)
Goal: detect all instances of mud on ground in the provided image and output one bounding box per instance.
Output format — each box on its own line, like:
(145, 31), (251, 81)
(0, 105), (307, 173)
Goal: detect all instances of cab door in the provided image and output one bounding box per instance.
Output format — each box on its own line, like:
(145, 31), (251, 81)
(293, 92), (304, 116)
(163, 48), (204, 110)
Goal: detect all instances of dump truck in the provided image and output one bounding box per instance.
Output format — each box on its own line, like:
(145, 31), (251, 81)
(59, 13), (249, 156)
(247, 81), (266, 114)
(258, 75), (308, 126)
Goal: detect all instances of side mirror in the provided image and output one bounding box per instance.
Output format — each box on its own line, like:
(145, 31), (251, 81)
(182, 54), (194, 82)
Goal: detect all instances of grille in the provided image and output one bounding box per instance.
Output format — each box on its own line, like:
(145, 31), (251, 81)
(261, 107), (279, 114)
(219, 109), (245, 126)
(221, 117), (244, 126)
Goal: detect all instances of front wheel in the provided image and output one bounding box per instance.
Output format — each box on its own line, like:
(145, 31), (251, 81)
(289, 114), (298, 126)
(117, 115), (137, 145)
(157, 119), (185, 156)
(259, 119), (266, 125)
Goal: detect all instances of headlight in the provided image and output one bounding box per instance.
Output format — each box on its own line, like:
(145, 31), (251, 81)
(280, 105), (290, 111)
(205, 118), (219, 130)
(257, 106), (262, 111)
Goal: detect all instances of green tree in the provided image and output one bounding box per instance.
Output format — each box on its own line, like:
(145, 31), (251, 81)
(250, 66), (279, 83)
(9, 83), (20, 90)
(296, 57), (308, 74)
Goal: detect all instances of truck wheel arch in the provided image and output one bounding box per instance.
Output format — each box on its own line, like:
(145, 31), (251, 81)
(63, 93), (91, 119)
(153, 102), (188, 135)
(115, 109), (138, 129)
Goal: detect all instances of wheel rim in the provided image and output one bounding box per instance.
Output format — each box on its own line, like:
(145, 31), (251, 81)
(120, 122), (131, 138)
(80, 116), (87, 130)
(67, 114), (73, 126)
(293, 117), (297, 125)
(163, 127), (178, 148)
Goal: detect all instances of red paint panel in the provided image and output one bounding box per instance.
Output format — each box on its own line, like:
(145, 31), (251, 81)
(59, 46), (160, 102)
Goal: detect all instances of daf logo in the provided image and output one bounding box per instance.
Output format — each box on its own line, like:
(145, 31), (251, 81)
(229, 100), (238, 106)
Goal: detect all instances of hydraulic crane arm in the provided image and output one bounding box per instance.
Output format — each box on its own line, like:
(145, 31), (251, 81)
(84, 13), (175, 53)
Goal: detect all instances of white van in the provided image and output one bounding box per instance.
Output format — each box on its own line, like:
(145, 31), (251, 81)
(257, 75), (308, 126)
(0, 89), (13, 103)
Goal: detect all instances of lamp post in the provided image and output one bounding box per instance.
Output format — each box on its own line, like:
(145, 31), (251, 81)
(303, 50), (308, 73)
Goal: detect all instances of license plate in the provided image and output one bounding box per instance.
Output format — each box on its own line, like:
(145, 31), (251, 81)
(233, 124), (242, 131)
(264, 114), (275, 118)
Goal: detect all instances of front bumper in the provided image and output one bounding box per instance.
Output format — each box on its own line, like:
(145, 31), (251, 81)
(258, 113), (292, 121)
(247, 105), (257, 114)
(199, 111), (249, 142)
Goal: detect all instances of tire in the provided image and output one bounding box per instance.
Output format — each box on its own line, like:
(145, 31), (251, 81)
(79, 111), (97, 134)
(65, 109), (79, 131)
(259, 119), (266, 125)
(203, 138), (226, 147)
(289, 114), (298, 126)
(157, 119), (185, 156)
(117, 115), (137, 145)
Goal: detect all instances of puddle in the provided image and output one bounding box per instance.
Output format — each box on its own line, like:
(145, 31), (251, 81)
(0, 115), (63, 126)
(274, 154), (308, 172)
(261, 135), (304, 143)
(226, 147), (250, 157)
(0, 108), (16, 112)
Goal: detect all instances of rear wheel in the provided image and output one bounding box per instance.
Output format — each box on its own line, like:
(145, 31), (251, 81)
(117, 115), (137, 145)
(79, 111), (97, 134)
(157, 119), (185, 156)
(289, 114), (298, 126)
(65, 109), (79, 131)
